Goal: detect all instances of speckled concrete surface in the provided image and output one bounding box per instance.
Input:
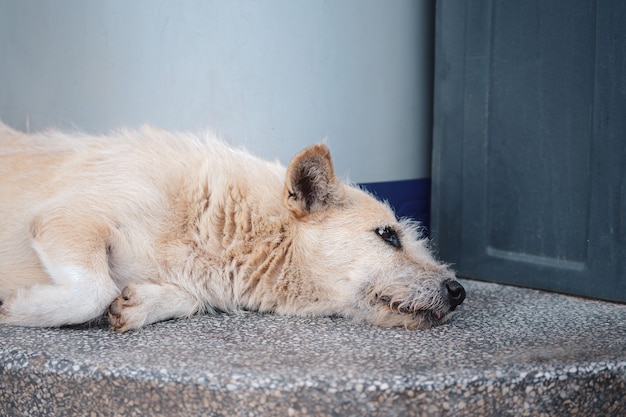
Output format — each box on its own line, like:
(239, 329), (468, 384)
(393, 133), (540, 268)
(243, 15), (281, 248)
(1, 280), (625, 416)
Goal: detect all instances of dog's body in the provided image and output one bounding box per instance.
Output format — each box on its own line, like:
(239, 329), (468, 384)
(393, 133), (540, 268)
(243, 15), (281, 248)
(0, 123), (465, 331)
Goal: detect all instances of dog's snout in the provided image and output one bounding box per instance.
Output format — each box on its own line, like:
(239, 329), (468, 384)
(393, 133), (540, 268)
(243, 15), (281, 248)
(444, 280), (466, 310)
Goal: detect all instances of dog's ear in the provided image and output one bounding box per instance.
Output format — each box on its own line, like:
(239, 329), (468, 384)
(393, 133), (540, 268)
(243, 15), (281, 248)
(284, 144), (342, 217)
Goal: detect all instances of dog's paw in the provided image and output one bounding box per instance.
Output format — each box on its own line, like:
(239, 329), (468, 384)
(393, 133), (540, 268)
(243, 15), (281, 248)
(0, 305), (8, 324)
(108, 285), (145, 332)
(0, 293), (16, 324)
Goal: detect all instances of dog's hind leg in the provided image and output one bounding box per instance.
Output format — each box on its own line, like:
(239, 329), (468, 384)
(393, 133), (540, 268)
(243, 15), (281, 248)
(0, 213), (119, 327)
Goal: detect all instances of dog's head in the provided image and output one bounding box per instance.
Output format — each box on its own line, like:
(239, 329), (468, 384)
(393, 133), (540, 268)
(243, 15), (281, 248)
(280, 144), (465, 329)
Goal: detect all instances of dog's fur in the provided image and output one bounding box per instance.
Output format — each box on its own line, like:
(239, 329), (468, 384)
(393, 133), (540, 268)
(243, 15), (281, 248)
(0, 123), (465, 332)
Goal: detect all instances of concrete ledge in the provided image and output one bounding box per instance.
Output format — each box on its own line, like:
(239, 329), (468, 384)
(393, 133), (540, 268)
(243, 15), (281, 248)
(1, 280), (626, 416)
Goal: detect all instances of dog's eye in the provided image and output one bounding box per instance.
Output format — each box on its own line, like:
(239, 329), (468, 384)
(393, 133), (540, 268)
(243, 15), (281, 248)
(375, 227), (402, 249)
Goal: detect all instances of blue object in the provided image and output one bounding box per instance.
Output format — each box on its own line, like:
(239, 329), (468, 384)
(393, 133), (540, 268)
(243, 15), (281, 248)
(360, 179), (431, 234)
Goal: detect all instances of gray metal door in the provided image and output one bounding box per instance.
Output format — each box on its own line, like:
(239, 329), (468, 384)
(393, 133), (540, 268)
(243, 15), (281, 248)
(431, 0), (626, 302)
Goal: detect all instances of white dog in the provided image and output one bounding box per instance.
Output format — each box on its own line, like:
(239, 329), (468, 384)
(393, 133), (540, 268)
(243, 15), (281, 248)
(0, 124), (465, 331)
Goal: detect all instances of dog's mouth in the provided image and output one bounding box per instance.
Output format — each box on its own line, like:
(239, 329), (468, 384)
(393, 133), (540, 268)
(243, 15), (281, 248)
(374, 294), (451, 324)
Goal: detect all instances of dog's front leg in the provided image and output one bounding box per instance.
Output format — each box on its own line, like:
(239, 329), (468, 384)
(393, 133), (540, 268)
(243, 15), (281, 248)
(0, 214), (119, 327)
(108, 281), (201, 332)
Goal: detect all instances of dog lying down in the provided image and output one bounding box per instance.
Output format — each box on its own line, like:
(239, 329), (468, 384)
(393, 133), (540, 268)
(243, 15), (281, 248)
(0, 123), (465, 332)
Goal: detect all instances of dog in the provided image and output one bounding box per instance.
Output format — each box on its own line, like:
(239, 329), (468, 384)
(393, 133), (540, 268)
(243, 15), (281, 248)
(0, 123), (465, 332)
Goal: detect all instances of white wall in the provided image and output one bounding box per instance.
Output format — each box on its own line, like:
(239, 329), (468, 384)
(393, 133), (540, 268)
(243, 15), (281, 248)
(0, 0), (434, 183)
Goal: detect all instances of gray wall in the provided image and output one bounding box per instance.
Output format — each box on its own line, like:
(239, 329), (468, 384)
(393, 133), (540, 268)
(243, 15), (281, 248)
(0, 0), (433, 183)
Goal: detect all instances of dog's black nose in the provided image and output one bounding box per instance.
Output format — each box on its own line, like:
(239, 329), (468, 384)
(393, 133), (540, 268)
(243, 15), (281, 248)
(445, 280), (466, 310)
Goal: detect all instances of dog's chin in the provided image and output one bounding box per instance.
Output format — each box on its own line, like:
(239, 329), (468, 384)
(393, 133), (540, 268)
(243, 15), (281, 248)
(411, 309), (456, 329)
